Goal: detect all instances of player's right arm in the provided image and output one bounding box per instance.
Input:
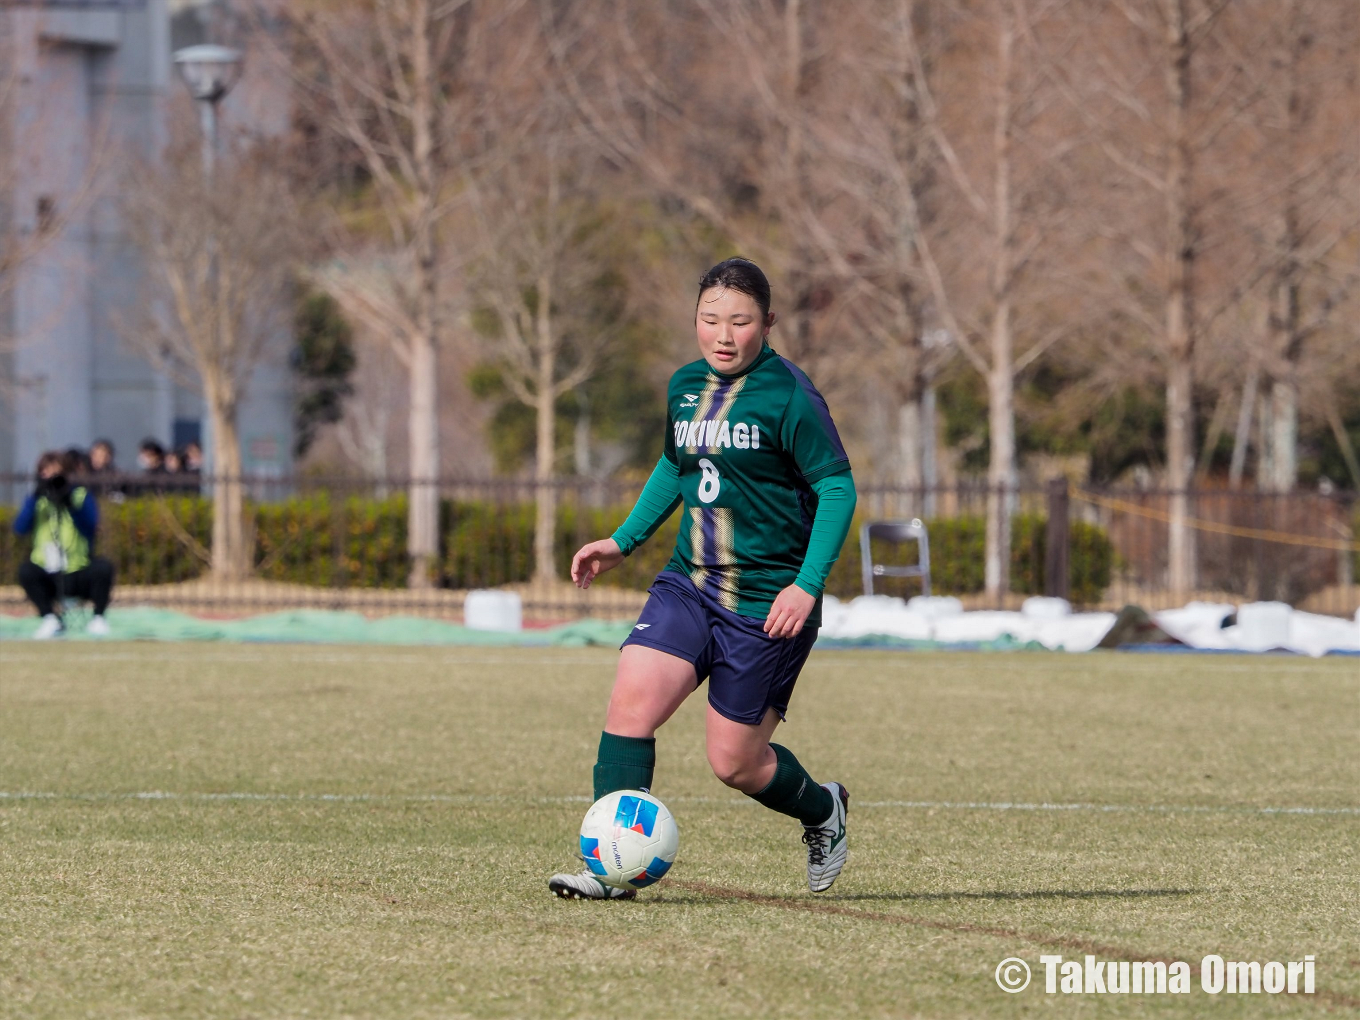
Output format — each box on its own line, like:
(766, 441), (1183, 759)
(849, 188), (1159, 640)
(571, 413), (683, 588)
(570, 458), (682, 588)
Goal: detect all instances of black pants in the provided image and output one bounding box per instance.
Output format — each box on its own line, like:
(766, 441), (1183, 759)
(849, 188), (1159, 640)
(18, 558), (115, 616)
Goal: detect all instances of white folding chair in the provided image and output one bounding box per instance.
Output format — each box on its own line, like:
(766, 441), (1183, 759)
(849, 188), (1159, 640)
(860, 518), (931, 597)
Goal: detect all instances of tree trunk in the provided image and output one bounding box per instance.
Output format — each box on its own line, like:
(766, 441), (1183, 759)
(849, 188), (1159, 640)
(1256, 391), (1273, 486)
(1166, 356), (1195, 593)
(985, 323), (1014, 602)
(897, 396), (922, 518)
(574, 395), (591, 478)
(534, 274), (557, 585)
(405, 0), (441, 589)
(1267, 376), (1297, 492)
(780, 0), (815, 364)
(407, 331), (439, 587)
(1164, 0), (1196, 595)
(1228, 358), (1258, 489)
(207, 389), (248, 583)
(984, 18), (1016, 604)
(1263, 0), (1306, 495)
(921, 381), (937, 518)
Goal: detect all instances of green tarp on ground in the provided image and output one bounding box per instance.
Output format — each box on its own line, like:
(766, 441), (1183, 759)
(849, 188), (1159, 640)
(0, 606), (1050, 650)
(0, 606), (636, 648)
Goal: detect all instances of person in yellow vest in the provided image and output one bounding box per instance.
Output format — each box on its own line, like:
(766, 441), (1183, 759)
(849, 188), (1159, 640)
(14, 451), (115, 638)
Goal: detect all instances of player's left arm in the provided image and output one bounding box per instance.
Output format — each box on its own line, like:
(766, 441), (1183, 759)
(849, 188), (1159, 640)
(764, 470), (856, 637)
(764, 368), (856, 638)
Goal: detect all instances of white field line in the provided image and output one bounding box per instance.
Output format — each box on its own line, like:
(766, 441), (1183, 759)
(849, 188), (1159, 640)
(0, 791), (1355, 816)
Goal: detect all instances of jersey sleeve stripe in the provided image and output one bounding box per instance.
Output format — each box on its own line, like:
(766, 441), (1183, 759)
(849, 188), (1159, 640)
(778, 356), (849, 462)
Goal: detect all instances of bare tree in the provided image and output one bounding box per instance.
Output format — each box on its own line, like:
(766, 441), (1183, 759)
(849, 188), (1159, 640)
(1250, 0), (1360, 491)
(689, 0), (833, 363)
(552, 1), (843, 371)
(332, 328), (405, 484)
(463, 86), (613, 584)
(123, 134), (295, 580)
(797, 0), (935, 498)
(283, 0), (479, 587)
(1060, 0), (1263, 592)
(892, 0), (1071, 601)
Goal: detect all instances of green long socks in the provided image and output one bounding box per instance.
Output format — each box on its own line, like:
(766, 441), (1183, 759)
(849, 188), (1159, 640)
(592, 733), (831, 829)
(748, 743), (834, 826)
(593, 731), (656, 800)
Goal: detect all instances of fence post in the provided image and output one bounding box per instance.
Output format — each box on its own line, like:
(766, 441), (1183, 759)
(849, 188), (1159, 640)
(1045, 477), (1070, 600)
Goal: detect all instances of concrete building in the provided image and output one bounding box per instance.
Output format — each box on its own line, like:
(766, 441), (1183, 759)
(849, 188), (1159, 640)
(0, 0), (292, 480)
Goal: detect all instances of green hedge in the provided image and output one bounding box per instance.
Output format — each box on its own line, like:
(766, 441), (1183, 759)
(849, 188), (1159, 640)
(0, 495), (1113, 603)
(822, 514), (1112, 604)
(254, 494), (411, 588)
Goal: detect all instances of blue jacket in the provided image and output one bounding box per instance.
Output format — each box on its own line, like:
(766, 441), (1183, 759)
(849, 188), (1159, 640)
(14, 490), (99, 538)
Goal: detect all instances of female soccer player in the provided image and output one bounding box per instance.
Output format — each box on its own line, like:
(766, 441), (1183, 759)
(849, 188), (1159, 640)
(549, 258), (857, 900)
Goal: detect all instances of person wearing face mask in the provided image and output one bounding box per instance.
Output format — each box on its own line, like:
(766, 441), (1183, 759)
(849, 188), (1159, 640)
(13, 451), (116, 638)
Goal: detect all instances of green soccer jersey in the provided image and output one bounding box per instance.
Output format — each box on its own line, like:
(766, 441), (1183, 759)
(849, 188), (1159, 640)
(657, 344), (851, 623)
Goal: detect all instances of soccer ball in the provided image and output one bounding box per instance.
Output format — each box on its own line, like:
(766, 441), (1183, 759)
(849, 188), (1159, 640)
(578, 790), (679, 890)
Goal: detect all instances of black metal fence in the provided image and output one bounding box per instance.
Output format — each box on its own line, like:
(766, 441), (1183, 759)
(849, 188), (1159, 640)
(1, 473), (1355, 619)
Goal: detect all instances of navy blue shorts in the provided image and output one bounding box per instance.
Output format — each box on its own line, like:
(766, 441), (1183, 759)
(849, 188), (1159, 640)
(620, 570), (819, 726)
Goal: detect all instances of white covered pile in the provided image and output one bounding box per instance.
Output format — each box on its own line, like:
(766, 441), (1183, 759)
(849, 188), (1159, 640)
(818, 594), (1360, 657)
(1154, 601), (1360, 658)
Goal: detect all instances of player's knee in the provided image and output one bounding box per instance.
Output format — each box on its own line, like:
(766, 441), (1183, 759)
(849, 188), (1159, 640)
(707, 747), (758, 789)
(603, 701), (657, 739)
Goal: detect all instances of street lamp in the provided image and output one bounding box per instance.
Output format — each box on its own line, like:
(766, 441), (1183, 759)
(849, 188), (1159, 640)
(171, 44), (242, 484)
(172, 44), (242, 176)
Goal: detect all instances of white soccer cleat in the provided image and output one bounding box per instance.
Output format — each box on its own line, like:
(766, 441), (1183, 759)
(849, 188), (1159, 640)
(33, 614), (64, 640)
(548, 871), (637, 901)
(803, 782), (849, 893)
(85, 615), (110, 637)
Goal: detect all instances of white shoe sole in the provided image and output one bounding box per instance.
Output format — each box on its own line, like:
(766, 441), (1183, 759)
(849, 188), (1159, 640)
(548, 873), (636, 901)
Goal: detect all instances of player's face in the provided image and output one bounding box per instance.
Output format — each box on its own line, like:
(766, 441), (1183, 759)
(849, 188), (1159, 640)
(695, 287), (775, 375)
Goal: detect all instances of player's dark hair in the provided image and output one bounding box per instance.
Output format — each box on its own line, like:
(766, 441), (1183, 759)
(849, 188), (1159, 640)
(697, 257), (771, 320)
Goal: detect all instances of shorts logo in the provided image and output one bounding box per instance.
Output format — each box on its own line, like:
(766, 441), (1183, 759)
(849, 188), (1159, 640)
(634, 623), (651, 630)
(613, 795), (658, 837)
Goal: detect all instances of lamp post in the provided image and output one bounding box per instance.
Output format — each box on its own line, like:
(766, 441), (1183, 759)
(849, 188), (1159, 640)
(172, 44), (242, 179)
(171, 44), (241, 484)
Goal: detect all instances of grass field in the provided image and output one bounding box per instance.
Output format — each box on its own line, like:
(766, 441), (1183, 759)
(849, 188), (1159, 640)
(1, 643), (1356, 1018)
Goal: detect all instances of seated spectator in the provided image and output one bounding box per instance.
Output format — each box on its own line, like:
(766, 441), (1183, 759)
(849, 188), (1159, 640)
(128, 438), (168, 496)
(182, 440), (203, 475)
(164, 450), (183, 474)
(137, 439), (165, 473)
(63, 447), (91, 474)
(13, 451), (115, 638)
(87, 438), (125, 500)
(90, 438), (116, 474)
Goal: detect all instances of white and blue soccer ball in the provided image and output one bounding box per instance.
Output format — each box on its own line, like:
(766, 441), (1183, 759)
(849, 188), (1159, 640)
(578, 790), (679, 890)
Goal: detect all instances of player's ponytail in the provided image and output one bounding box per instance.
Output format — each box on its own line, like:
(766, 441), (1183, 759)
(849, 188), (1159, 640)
(697, 258), (771, 320)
